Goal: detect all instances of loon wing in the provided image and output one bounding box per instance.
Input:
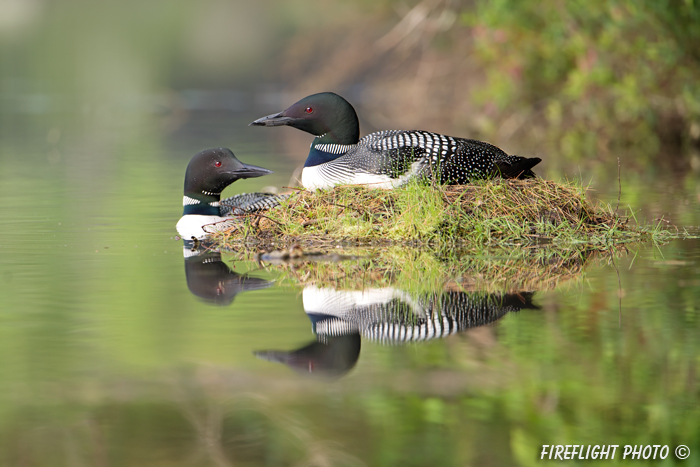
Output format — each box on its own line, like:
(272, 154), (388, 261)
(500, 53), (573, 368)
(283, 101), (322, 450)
(201, 218), (240, 234)
(359, 130), (430, 178)
(220, 193), (290, 216)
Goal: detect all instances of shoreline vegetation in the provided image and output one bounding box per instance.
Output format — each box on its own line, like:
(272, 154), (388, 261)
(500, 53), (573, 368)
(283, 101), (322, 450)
(209, 178), (665, 250)
(280, 1), (700, 165)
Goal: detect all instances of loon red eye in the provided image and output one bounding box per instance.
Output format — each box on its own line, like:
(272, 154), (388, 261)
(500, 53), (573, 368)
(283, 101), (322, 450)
(305, 107), (313, 114)
(214, 161), (222, 167)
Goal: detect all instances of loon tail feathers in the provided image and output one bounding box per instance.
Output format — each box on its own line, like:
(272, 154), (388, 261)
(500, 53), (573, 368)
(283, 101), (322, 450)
(497, 157), (542, 179)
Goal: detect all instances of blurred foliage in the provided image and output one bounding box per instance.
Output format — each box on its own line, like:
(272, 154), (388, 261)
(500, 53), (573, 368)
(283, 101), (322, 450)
(4, 0), (700, 174)
(465, 0), (700, 162)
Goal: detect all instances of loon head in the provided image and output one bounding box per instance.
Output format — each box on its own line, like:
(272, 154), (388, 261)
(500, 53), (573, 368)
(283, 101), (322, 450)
(249, 92), (360, 145)
(184, 148), (272, 199)
(182, 148), (273, 215)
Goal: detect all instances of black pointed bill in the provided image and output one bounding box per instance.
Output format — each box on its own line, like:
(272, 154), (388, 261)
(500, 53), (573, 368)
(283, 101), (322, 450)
(253, 350), (289, 363)
(231, 163), (273, 179)
(249, 112), (295, 127)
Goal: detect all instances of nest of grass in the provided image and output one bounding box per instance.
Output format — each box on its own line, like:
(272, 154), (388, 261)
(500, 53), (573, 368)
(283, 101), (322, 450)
(212, 178), (637, 249)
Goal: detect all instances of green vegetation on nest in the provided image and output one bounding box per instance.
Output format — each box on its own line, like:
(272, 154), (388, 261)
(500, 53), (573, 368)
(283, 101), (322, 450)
(212, 178), (653, 248)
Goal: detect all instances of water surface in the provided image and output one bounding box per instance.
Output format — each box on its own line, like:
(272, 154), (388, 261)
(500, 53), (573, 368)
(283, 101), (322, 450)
(1, 102), (699, 466)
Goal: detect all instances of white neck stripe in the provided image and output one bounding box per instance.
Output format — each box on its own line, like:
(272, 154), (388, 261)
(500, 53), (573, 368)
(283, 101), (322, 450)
(314, 143), (355, 155)
(183, 195), (220, 207)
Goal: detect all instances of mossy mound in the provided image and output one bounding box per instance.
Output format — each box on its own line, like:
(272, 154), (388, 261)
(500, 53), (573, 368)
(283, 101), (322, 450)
(212, 178), (639, 248)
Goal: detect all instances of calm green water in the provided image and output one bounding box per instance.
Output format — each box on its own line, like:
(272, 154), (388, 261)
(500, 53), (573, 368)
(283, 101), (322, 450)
(1, 101), (699, 467)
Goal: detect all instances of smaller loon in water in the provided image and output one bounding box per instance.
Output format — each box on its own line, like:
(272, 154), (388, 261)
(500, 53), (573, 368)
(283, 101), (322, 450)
(176, 148), (284, 240)
(250, 92), (542, 190)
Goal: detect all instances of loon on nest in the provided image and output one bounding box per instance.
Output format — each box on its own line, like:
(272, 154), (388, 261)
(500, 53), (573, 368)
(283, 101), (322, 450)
(176, 148), (287, 240)
(250, 92), (541, 190)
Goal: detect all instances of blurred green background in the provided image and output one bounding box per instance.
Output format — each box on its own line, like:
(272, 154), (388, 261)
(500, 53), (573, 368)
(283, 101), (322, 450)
(3, 0), (700, 215)
(1, 0), (699, 465)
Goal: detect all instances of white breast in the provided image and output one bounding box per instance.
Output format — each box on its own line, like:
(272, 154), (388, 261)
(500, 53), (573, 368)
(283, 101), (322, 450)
(301, 166), (398, 190)
(301, 161), (424, 190)
(176, 214), (229, 240)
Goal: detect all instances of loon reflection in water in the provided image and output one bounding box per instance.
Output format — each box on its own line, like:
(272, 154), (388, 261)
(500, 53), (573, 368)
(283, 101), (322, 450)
(183, 245), (273, 305)
(255, 286), (539, 377)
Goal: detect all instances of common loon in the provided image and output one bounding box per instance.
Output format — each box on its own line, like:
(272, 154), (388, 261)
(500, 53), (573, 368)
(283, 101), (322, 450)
(176, 148), (286, 240)
(255, 286), (538, 376)
(250, 92), (542, 190)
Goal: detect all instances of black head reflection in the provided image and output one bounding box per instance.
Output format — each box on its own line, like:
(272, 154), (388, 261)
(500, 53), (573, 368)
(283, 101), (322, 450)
(184, 244), (273, 306)
(256, 286), (538, 377)
(254, 332), (361, 378)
